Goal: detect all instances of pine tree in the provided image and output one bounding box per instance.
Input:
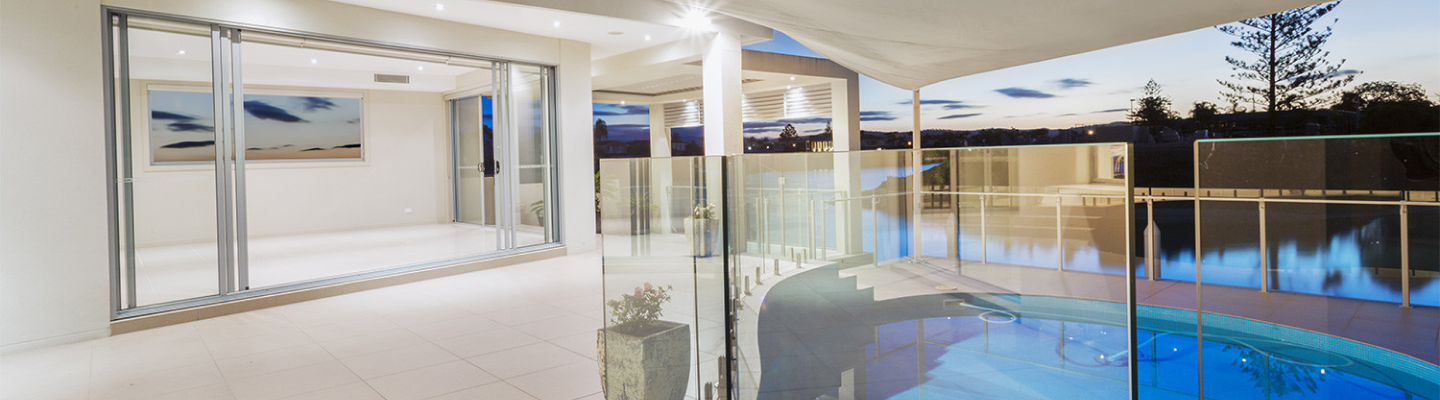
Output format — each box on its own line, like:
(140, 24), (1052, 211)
(1217, 1), (1356, 126)
(779, 123), (798, 140)
(1130, 79), (1178, 135)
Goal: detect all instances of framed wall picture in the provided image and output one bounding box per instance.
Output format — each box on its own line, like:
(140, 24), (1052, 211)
(147, 87), (364, 165)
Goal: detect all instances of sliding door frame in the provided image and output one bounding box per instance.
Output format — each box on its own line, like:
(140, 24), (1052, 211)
(104, 7), (562, 319)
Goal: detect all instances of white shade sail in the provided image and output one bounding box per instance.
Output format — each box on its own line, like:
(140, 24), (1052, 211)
(684, 0), (1328, 90)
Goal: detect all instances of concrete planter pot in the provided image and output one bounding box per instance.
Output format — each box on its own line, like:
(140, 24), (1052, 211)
(596, 320), (691, 400)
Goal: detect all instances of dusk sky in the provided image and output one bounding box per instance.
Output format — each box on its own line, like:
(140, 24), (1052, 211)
(591, 103), (650, 142)
(747, 0), (1439, 133)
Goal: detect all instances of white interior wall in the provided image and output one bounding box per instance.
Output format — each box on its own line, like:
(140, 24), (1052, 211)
(0, 0), (112, 353)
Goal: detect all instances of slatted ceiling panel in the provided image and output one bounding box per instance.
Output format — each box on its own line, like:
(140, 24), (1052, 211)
(662, 84), (832, 129)
(742, 84), (831, 121)
(664, 101), (705, 128)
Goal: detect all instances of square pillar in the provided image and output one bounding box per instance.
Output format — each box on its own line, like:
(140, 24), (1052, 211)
(703, 32), (743, 156)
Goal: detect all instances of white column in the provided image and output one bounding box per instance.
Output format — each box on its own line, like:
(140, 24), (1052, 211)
(830, 78), (861, 152)
(911, 90), (923, 260)
(702, 32), (743, 156)
(558, 40), (597, 251)
(649, 105), (674, 234)
(830, 77), (863, 255)
(649, 105), (670, 158)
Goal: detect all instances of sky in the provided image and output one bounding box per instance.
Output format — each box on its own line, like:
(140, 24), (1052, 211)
(149, 91), (364, 163)
(746, 0), (1440, 133)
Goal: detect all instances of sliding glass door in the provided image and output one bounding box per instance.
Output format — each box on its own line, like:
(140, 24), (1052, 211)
(106, 9), (560, 317)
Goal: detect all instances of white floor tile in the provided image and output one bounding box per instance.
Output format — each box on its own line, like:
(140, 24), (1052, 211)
(505, 361), (603, 400)
(227, 361), (360, 400)
(431, 327), (543, 359)
(423, 381), (537, 400)
(215, 344), (337, 380)
(276, 382), (383, 400)
(338, 343), (459, 379)
(364, 360), (497, 400)
(465, 342), (587, 380)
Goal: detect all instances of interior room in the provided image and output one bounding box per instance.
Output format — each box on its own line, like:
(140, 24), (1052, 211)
(115, 15), (557, 309)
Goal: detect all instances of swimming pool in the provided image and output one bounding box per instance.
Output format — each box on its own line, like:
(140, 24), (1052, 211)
(747, 269), (1438, 400)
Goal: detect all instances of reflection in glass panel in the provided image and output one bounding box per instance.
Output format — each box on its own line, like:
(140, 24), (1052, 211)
(119, 16), (222, 306)
(599, 156), (725, 400)
(1195, 133), (1439, 398)
(727, 144), (1134, 400)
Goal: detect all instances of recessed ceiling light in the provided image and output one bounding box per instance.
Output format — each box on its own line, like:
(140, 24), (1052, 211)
(789, 76), (796, 81)
(553, 21), (561, 28)
(417, 66), (425, 71)
(176, 50), (186, 55)
(620, 101), (626, 105)
(608, 31), (624, 36)
(434, 3), (444, 11)
(644, 34), (652, 41)
(310, 58), (318, 64)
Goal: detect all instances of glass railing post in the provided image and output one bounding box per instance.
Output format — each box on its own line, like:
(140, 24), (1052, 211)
(819, 201), (828, 261)
(1400, 203), (1410, 308)
(1144, 197), (1158, 281)
(871, 197), (879, 268)
(1258, 199), (1268, 293)
(980, 194), (988, 264)
(1056, 195), (1064, 271)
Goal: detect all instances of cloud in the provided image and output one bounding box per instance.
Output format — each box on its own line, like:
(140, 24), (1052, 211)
(995, 88), (1055, 98)
(152, 111), (195, 121)
(1057, 113), (1079, 117)
(332, 143), (361, 149)
(346, 118), (361, 124)
(937, 113), (982, 119)
(860, 111), (897, 121)
(299, 97), (337, 111)
(244, 101), (308, 123)
(160, 140), (215, 149)
(1055, 78), (1092, 89)
(167, 122), (214, 132)
(1323, 69), (1362, 79)
(898, 99), (966, 106)
(942, 103), (982, 110)
(300, 147), (325, 152)
(1092, 108), (1127, 114)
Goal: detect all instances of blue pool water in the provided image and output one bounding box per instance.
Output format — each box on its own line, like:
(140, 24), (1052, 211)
(749, 267), (1439, 400)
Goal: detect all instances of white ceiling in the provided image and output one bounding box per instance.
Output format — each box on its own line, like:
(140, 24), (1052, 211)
(324, 0), (688, 60)
(127, 28), (490, 92)
(687, 0), (1332, 90)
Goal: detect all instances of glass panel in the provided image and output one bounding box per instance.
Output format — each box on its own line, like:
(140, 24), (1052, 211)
(119, 16), (221, 307)
(729, 144), (1134, 400)
(453, 96), (495, 226)
(599, 156), (726, 400)
(511, 64), (553, 247)
(236, 31), (498, 289)
(1194, 133), (1439, 399)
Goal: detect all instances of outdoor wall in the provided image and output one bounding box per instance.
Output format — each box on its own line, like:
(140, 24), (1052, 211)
(129, 89), (448, 247)
(1, 0), (593, 353)
(0, 0), (112, 353)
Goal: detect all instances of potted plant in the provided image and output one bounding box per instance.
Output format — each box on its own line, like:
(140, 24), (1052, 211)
(597, 283), (690, 400)
(683, 203), (719, 257)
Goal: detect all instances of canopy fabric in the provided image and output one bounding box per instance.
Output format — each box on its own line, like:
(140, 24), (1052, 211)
(687, 0), (1327, 90)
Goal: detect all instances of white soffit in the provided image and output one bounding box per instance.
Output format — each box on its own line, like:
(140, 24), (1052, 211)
(324, 0), (686, 59)
(685, 0), (1330, 90)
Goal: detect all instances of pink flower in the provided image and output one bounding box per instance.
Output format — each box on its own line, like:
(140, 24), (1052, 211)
(634, 287), (643, 297)
(644, 282), (653, 292)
